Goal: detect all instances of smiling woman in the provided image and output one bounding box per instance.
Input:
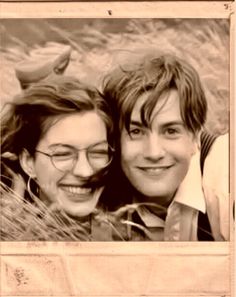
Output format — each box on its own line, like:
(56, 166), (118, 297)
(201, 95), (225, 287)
(0, 76), (114, 240)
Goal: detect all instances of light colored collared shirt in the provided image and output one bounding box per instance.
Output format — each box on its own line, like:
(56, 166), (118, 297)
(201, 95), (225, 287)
(202, 133), (229, 240)
(136, 134), (229, 241)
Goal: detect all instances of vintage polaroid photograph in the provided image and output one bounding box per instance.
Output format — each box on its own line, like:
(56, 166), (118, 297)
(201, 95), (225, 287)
(0, 1), (234, 296)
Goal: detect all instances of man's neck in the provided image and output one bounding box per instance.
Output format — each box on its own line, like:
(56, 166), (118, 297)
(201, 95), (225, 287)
(133, 191), (176, 220)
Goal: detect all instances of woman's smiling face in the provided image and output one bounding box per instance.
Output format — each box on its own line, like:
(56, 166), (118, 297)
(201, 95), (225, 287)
(24, 111), (109, 217)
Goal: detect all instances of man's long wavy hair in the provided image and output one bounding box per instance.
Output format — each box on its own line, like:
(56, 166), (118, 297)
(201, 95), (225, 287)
(103, 51), (207, 135)
(101, 51), (208, 210)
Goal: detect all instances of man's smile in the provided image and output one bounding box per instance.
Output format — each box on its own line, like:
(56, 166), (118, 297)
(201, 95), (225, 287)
(136, 165), (174, 175)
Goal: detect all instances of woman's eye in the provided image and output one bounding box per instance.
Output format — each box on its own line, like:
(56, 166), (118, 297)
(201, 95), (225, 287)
(53, 152), (74, 159)
(91, 150), (108, 154)
(89, 150), (108, 156)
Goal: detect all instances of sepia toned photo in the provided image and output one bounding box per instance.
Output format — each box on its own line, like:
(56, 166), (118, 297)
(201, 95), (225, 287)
(0, 18), (230, 242)
(0, 2), (234, 296)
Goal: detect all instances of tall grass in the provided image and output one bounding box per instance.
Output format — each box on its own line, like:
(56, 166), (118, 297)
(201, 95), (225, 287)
(1, 178), (170, 241)
(0, 19), (229, 240)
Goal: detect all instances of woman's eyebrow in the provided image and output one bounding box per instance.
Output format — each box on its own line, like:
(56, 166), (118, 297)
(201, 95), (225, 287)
(48, 140), (108, 150)
(90, 140), (109, 147)
(49, 143), (72, 149)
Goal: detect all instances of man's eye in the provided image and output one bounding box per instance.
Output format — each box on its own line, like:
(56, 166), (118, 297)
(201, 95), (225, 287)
(164, 127), (182, 138)
(131, 129), (141, 134)
(129, 128), (145, 139)
(167, 128), (178, 134)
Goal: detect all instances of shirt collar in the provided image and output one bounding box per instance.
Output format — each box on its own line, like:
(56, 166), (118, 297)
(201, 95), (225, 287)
(174, 151), (206, 213)
(135, 151), (206, 228)
(136, 206), (165, 227)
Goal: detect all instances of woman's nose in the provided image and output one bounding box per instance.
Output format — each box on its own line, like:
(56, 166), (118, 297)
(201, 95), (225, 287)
(143, 133), (165, 160)
(71, 152), (94, 177)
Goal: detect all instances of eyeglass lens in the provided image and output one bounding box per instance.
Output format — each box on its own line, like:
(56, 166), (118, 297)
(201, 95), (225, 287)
(51, 145), (112, 172)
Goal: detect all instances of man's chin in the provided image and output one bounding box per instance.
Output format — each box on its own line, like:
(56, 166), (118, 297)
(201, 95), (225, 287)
(134, 186), (173, 204)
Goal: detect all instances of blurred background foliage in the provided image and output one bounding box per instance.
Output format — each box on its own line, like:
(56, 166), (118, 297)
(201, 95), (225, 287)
(0, 18), (229, 133)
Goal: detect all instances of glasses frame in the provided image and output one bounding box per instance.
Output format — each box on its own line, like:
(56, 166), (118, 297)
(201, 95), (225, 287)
(35, 143), (114, 173)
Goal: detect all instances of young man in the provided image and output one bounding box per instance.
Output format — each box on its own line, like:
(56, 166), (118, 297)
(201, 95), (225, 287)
(102, 52), (229, 241)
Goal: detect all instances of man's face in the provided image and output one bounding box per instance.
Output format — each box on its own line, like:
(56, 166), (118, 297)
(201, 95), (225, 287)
(120, 89), (197, 206)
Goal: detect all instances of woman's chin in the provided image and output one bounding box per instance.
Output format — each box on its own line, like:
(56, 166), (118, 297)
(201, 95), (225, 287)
(58, 191), (101, 218)
(66, 207), (96, 218)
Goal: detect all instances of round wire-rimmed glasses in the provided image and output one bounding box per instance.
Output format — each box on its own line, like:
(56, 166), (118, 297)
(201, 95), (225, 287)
(35, 142), (114, 173)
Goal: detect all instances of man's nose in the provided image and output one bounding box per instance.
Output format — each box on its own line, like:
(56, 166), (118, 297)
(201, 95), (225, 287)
(71, 152), (94, 177)
(143, 133), (165, 160)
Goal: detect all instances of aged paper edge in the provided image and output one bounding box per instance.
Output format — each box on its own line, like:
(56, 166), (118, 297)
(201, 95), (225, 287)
(0, 1), (235, 297)
(0, 1), (234, 18)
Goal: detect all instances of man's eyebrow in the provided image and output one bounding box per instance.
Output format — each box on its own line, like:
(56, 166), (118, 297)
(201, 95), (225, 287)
(130, 120), (184, 127)
(129, 120), (144, 127)
(161, 121), (184, 127)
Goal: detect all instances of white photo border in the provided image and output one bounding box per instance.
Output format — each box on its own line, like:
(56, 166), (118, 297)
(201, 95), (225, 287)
(0, 2), (234, 296)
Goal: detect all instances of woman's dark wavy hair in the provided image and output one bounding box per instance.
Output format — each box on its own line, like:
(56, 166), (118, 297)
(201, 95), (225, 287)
(1, 76), (113, 183)
(101, 51), (208, 210)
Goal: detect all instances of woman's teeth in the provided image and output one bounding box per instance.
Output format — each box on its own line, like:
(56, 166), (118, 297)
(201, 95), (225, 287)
(62, 186), (90, 195)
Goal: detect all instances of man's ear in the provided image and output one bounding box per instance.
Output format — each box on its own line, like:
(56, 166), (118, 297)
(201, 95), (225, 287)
(19, 149), (37, 178)
(190, 131), (201, 155)
(194, 131), (201, 149)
